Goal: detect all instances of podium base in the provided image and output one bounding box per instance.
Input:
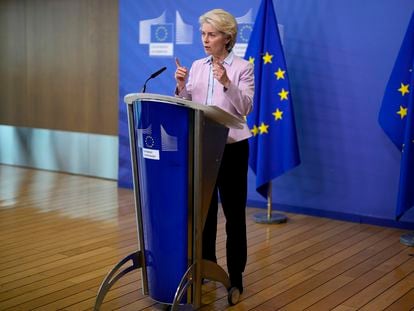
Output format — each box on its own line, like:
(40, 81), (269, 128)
(253, 212), (287, 224)
(400, 232), (414, 247)
(95, 251), (142, 310)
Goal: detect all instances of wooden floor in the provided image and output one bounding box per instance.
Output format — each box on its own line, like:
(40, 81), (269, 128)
(1, 165), (414, 311)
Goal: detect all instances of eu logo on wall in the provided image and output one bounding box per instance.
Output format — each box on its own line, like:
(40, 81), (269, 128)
(139, 11), (193, 57)
(234, 9), (254, 57)
(150, 24), (173, 43)
(233, 9), (284, 57)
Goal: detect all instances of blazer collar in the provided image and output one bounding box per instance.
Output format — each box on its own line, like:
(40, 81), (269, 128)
(203, 51), (234, 65)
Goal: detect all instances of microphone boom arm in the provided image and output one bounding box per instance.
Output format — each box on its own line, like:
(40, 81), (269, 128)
(141, 66), (167, 93)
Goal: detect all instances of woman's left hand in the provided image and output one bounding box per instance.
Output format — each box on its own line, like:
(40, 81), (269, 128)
(212, 60), (231, 88)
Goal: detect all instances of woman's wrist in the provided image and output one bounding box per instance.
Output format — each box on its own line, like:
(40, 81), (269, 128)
(176, 83), (184, 94)
(223, 79), (231, 90)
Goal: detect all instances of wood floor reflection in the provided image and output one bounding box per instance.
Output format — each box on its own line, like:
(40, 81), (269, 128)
(0, 165), (413, 310)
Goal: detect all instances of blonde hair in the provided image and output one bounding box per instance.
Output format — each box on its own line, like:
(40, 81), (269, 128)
(199, 9), (238, 52)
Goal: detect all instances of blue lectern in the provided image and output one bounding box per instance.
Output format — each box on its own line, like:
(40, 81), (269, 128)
(94, 94), (244, 310)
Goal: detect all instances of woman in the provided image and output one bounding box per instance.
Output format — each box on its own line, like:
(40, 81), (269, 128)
(174, 8), (254, 293)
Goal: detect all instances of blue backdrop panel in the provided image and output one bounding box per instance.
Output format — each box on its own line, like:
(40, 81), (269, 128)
(120, 0), (414, 230)
(133, 101), (190, 303)
(118, 0), (259, 189)
(252, 0), (414, 227)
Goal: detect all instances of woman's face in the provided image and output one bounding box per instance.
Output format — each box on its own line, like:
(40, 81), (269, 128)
(201, 23), (229, 59)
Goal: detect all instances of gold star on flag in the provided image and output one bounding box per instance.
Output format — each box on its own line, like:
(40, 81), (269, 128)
(259, 122), (269, 134)
(278, 88), (289, 100)
(397, 105), (408, 119)
(251, 125), (259, 136)
(262, 52), (273, 64)
(274, 68), (285, 80)
(272, 108), (283, 120)
(398, 83), (409, 96)
(248, 56), (255, 65)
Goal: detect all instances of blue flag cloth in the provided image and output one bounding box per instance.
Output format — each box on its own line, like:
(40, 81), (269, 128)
(245, 0), (300, 198)
(379, 12), (414, 220)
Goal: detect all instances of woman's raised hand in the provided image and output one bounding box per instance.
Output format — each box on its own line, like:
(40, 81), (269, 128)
(174, 57), (188, 92)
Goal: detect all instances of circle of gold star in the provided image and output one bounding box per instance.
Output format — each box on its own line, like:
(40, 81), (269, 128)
(250, 125), (259, 136)
(278, 88), (289, 100)
(262, 52), (273, 64)
(259, 122), (269, 134)
(398, 83), (409, 96)
(274, 68), (286, 80)
(272, 108), (283, 120)
(397, 105), (408, 119)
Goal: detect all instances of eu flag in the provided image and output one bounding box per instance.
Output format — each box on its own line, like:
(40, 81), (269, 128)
(379, 12), (414, 220)
(245, 0), (300, 198)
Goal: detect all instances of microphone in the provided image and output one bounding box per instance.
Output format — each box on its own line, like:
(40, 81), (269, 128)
(141, 66), (167, 93)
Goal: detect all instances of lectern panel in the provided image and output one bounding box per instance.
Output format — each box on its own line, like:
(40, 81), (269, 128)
(95, 94), (242, 309)
(133, 100), (190, 303)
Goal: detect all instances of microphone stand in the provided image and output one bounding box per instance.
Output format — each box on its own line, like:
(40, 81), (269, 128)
(141, 66), (167, 93)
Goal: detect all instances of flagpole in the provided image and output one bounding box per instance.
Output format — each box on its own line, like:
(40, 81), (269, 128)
(253, 181), (287, 224)
(267, 182), (272, 220)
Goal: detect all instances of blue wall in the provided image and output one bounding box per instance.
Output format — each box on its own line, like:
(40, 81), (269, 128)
(119, 0), (414, 228)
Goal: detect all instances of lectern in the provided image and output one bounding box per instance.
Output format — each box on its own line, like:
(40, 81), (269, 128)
(94, 93), (245, 310)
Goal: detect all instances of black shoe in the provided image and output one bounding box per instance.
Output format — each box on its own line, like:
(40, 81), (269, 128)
(229, 273), (243, 294)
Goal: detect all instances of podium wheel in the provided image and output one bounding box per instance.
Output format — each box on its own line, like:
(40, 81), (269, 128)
(227, 287), (240, 306)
